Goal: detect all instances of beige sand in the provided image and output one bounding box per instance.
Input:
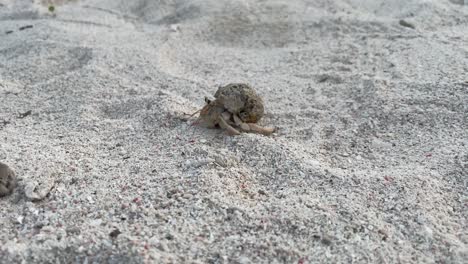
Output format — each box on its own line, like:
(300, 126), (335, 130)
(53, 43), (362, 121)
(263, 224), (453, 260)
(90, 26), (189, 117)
(0, 0), (467, 263)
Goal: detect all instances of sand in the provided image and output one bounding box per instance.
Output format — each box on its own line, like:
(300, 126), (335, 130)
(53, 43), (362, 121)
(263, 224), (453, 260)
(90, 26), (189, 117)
(0, 0), (467, 263)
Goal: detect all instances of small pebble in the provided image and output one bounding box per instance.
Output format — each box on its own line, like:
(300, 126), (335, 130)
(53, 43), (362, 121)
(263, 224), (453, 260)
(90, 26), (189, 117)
(66, 226), (81, 235)
(109, 228), (121, 238)
(399, 19), (415, 29)
(321, 235), (333, 246)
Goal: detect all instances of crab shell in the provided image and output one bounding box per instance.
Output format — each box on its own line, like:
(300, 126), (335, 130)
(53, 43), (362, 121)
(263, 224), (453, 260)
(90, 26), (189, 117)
(213, 83), (265, 123)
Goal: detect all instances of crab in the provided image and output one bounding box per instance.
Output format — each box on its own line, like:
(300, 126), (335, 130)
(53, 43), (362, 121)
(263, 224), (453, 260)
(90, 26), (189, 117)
(193, 83), (275, 136)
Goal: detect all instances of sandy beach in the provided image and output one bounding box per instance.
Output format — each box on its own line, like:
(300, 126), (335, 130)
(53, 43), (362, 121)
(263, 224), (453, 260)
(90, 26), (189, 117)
(0, 0), (467, 263)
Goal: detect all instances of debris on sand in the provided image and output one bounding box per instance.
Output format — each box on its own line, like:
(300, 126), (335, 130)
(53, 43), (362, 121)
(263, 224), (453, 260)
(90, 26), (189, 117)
(24, 173), (56, 202)
(399, 19), (415, 29)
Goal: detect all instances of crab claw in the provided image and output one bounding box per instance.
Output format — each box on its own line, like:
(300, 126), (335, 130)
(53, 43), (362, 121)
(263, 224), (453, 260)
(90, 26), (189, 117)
(247, 123), (276, 136)
(233, 114), (275, 135)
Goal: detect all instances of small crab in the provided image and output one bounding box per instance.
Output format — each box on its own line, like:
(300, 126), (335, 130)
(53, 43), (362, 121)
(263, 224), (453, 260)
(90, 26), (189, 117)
(193, 83), (275, 136)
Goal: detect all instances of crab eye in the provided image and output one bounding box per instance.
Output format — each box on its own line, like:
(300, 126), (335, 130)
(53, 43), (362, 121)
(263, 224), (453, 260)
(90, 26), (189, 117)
(239, 112), (247, 119)
(204, 97), (212, 104)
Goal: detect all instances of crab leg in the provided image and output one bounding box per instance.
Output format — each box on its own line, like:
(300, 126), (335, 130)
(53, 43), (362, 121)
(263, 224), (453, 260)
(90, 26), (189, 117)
(187, 109), (201, 118)
(218, 114), (241, 135)
(247, 123), (276, 136)
(233, 114), (275, 135)
(233, 114), (250, 131)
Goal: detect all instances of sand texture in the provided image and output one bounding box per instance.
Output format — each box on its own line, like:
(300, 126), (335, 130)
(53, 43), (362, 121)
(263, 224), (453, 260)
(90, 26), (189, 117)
(0, 0), (467, 263)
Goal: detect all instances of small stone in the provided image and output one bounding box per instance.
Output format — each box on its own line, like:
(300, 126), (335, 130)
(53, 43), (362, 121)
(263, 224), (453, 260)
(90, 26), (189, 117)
(13, 215), (24, 224)
(0, 162), (17, 197)
(170, 24), (180, 32)
(321, 235), (333, 246)
(148, 236), (160, 246)
(399, 19), (415, 29)
(66, 226), (81, 235)
(18, 110), (32, 118)
(109, 228), (121, 238)
(41, 225), (54, 233)
(157, 241), (169, 252)
(237, 256), (251, 264)
(90, 219), (103, 226)
(18, 25), (33, 31)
